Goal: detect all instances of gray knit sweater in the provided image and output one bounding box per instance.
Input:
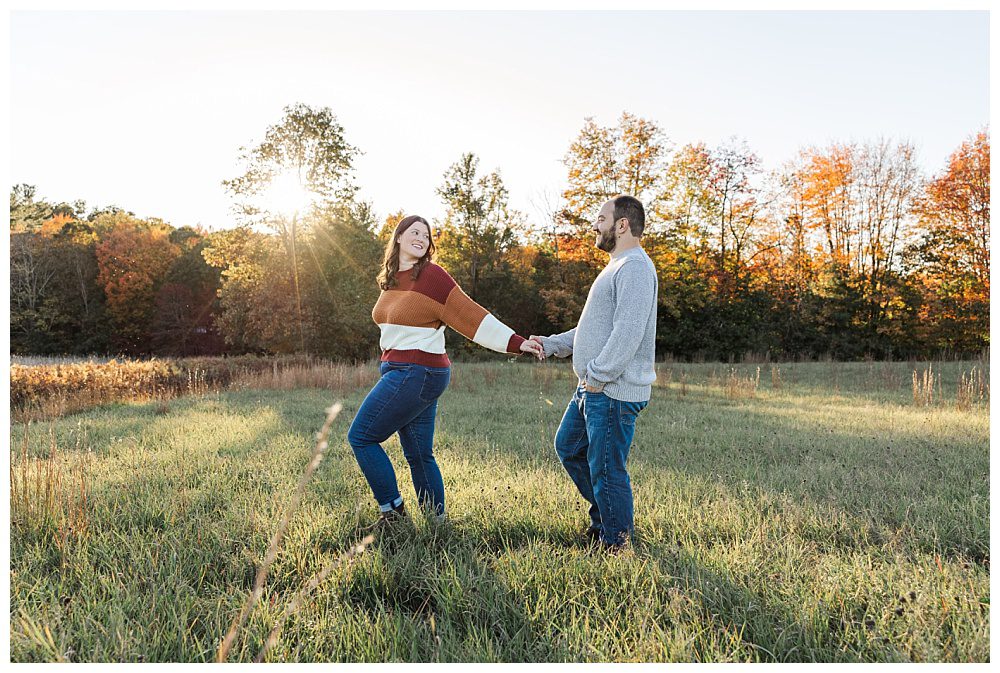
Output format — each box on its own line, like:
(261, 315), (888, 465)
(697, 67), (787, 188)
(540, 246), (658, 402)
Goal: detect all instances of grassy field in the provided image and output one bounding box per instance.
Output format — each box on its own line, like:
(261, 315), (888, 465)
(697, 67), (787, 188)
(8, 358), (989, 662)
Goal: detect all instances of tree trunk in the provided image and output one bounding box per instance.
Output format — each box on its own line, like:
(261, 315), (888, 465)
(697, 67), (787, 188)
(290, 214), (306, 353)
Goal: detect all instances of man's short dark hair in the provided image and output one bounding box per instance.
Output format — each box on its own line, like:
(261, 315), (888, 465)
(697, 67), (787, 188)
(613, 195), (645, 237)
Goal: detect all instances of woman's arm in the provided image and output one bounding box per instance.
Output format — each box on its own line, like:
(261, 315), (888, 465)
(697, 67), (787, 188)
(438, 281), (527, 354)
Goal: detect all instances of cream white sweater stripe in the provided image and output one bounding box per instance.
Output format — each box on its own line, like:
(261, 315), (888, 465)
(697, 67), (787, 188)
(377, 323), (447, 353)
(471, 313), (516, 353)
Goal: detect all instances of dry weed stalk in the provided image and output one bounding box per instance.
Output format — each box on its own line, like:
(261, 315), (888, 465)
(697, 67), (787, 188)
(912, 364), (940, 406)
(957, 366), (988, 410)
(725, 367), (760, 399)
(217, 402), (345, 662)
(254, 533), (375, 662)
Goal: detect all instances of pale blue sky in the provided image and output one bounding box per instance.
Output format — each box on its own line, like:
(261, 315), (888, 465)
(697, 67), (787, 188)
(10, 10), (989, 230)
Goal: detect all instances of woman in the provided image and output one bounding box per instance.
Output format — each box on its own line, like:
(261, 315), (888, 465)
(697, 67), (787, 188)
(347, 215), (542, 525)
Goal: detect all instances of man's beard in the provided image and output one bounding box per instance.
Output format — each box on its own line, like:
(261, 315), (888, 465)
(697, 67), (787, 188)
(596, 229), (617, 253)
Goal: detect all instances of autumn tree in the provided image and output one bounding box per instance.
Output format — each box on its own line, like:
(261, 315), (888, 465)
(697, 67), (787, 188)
(9, 188), (107, 352)
(376, 209), (409, 244)
(300, 201), (383, 360)
(223, 102), (360, 351)
(904, 129), (990, 353)
(202, 226), (301, 353)
(704, 139), (768, 288)
(435, 152), (521, 303)
(10, 186), (59, 345)
(150, 226), (223, 355)
(782, 140), (921, 354)
(535, 113), (669, 332)
(10, 229), (60, 348)
(95, 216), (181, 353)
(9, 184), (73, 232)
(910, 129), (989, 287)
(561, 112), (670, 234)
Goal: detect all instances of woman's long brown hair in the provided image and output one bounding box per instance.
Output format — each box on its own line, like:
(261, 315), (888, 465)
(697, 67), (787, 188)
(377, 215), (435, 290)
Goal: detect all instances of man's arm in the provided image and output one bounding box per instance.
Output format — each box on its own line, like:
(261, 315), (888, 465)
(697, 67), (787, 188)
(584, 261), (656, 390)
(534, 328), (576, 358)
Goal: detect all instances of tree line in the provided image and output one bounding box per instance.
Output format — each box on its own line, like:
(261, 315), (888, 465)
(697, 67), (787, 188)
(9, 104), (989, 361)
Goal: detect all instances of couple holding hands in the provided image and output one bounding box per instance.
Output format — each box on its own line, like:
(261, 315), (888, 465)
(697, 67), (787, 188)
(347, 195), (658, 552)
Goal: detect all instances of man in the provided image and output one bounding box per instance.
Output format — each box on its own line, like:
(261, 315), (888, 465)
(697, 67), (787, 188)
(530, 195), (658, 552)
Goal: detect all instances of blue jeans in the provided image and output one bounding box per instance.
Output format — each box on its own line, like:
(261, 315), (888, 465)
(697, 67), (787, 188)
(554, 382), (648, 546)
(347, 361), (451, 515)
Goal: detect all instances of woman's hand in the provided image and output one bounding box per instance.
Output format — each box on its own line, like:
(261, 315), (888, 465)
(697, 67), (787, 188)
(520, 339), (545, 360)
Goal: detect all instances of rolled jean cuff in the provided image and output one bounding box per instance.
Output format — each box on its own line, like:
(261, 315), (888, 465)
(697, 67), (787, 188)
(379, 496), (404, 512)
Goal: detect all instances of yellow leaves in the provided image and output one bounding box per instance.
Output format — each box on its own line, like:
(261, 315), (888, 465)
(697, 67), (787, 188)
(562, 112), (668, 221)
(39, 212), (76, 238)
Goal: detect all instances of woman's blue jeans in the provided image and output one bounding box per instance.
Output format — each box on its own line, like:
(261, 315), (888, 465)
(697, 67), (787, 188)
(554, 382), (648, 546)
(347, 361), (451, 515)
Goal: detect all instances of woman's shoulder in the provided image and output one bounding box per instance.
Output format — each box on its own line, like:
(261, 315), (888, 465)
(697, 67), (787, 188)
(421, 262), (456, 286)
(411, 262), (457, 304)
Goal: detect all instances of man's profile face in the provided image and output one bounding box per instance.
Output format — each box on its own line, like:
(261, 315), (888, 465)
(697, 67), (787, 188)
(593, 200), (620, 253)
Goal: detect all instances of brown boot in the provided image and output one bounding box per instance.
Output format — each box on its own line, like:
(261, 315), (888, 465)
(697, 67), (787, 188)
(580, 525), (602, 545)
(367, 500), (407, 531)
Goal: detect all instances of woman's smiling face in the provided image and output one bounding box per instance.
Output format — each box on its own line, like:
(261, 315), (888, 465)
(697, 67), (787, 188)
(399, 222), (431, 260)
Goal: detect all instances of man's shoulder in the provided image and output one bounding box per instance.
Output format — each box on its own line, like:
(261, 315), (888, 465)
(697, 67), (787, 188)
(613, 248), (657, 278)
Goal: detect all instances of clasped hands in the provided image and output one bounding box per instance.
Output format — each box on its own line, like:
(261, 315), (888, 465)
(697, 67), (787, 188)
(518, 336), (604, 392)
(519, 335), (547, 360)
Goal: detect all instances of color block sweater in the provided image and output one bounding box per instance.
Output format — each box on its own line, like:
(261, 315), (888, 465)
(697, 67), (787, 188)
(372, 263), (526, 367)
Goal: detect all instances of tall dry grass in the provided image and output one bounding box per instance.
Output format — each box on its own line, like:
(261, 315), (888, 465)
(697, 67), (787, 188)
(10, 423), (93, 568)
(724, 366), (760, 399)
(956, 366), (987, 410)
(912, 365), (942, 407)
(10, 356), (377, 422)
(229, 361), (378, 393)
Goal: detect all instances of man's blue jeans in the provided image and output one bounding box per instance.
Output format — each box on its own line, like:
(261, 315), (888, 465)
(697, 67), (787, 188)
(347, 361), (451, 515)
(554, 382), (648, 546)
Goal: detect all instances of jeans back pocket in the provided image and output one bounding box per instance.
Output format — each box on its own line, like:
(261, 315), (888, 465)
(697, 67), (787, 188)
(619, 400), (648, 426)
(418, 367), (451, 403)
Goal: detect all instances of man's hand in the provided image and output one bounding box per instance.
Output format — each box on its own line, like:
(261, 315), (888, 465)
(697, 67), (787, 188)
(527, 335), (547, 359)
(520, 339), (544, 360)
(582, 378), (605, 393)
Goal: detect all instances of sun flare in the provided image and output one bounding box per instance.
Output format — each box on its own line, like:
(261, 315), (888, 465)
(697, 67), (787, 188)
(264, 171), (314, 216)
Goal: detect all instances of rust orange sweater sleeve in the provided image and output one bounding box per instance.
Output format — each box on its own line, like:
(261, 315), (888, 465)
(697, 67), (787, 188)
(372, 263), (526, 364)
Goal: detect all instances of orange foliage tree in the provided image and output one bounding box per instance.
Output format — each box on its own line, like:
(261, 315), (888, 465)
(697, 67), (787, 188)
(905, 129), (990, 352)
(95, 217), (181, 353)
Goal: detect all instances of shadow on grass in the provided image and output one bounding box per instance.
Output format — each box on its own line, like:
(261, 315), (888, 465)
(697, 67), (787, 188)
(229, 370), (984, 660)
(324, 515), (568, 662)
(427, 376), (987, 564)
(10, 377), (983, 662)
(278, 411), (874, 659)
